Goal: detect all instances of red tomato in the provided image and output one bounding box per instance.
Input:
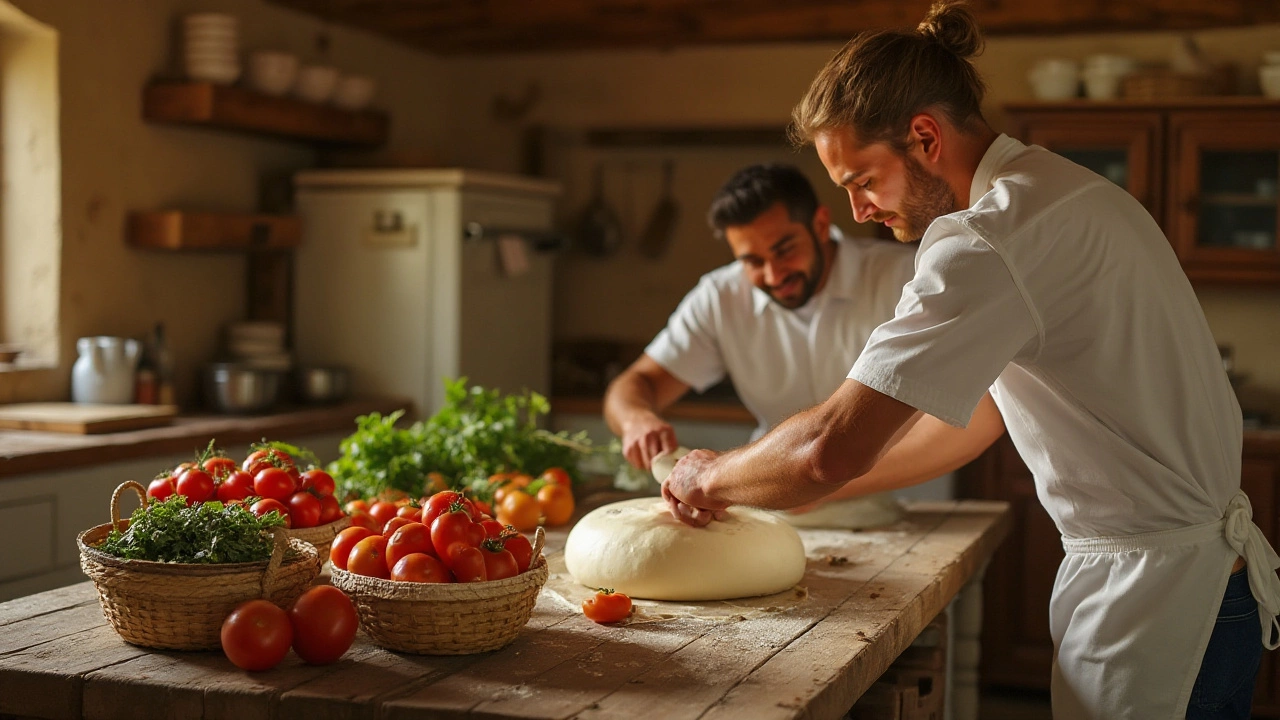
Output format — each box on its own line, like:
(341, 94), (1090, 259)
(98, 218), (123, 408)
(538, 467), (573, 488)
(203, 456), (238, 479)
(348, 510), (378, 532)
(443, 543), (487, 582)
(367, 501), (399, 527)
(254, 467), (296, 502)
(386, 522), (435, 570)
(582, 589), (632, 624)
(347, 535), (390, 579)
(298, 469), (335, 497)
(395, 504), (422, 520)
(381, 516), (415, 537)
(243, 448), (295, 475)
(421, 491), (468, 528)
(391, 553), (453, 583)
(502, 530), (534, 573)
(329, 526), (374, 570)
(216, 470), (255, 503)
(288, 585), (357, 665)
(430, 506), (485, 559)
(479, 540), (518, 581)
(220, 599), (292, 671)
(317, 495), (343, 524)
(147, 476), (176, 502)
(287, 491), (322, 529)
(344, 499), (369, 514)
(176, 468), (215, 505)
(479, 518), (506, 539)
(469, 498), (494, 518)
(250, 498), (291, 527)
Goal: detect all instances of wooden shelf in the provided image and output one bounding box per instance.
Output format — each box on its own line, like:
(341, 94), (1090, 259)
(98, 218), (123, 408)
(127, 211), (301, 251)
(143, 80), (388, 147)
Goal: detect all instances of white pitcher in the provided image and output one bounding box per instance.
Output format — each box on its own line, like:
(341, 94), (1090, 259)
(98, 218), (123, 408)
(71, 336), (141, 404)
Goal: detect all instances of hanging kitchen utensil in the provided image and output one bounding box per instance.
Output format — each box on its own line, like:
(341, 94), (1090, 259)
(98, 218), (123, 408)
(576, 162), (624, 257)
(639, 160), (679, 259)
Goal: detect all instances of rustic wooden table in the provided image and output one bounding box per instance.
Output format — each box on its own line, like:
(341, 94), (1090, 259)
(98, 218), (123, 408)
(0, 499), (1009, 720)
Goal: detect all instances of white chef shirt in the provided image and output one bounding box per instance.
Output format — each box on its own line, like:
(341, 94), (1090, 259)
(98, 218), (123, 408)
(646, 228), (916, 437)
(850, 134), (1280, 719)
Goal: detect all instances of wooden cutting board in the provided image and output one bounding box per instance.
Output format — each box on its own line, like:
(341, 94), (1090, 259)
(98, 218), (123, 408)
(0, 403), (178, 434)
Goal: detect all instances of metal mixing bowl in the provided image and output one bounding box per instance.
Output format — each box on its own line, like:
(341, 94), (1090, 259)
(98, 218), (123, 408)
(204, 363), (282, 414)
(295, 366), (350, 404)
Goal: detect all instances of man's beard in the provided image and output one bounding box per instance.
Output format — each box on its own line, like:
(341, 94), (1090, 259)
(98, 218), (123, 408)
(874, 155), (958, 243)
(765, 229), (825, 310)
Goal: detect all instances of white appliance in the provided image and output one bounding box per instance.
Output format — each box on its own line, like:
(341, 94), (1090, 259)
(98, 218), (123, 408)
(293, 169), (562, 418)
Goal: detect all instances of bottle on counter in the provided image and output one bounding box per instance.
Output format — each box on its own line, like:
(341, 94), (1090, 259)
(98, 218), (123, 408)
(152, 322), (175, 406)
(134, 338), (158, 405)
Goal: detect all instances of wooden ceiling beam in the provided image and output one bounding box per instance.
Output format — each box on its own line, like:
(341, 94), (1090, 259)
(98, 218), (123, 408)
(265, 0), (1280, 55)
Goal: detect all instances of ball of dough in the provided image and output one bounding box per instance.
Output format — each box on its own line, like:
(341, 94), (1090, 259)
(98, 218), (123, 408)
(564, 497), (807, 601)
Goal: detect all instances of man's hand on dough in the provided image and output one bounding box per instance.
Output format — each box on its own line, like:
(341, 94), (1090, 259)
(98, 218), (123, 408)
(661, 449), (731, 527)
(621, 414), (678, 470)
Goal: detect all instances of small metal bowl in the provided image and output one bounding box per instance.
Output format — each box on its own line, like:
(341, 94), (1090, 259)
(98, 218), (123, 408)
(204, 363), (282, 414)
(295, 366), (350, 404)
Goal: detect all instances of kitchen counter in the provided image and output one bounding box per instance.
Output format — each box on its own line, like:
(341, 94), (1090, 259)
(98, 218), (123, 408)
(0, 397), (412, 480)
(0, 497), (1011, 720)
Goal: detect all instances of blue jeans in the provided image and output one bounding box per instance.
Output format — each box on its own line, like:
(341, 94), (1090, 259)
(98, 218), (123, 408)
(1187, 568), (1263, 719)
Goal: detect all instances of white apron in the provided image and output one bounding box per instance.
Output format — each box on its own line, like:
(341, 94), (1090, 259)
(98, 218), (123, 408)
(1050, 491), (1280, 719)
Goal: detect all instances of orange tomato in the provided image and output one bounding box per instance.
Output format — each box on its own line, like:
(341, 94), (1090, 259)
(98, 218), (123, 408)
(344, 499), (369, 515)
(582, 589), (632, 624)
(497, 491), (541, 532)
(538, 467), (572, 488)
(536, 484), (575, 526)
(508, 473), (533, 488)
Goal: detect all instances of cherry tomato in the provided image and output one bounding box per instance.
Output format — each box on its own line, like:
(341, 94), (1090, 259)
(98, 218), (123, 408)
(317, 494), (343, 524)
(254, 467), (296, 502)
(288, 585), (357, 665)
(220, 599), (293, 671)
(497, 491), (541, 532)
(582, 589), (632, 624)
(250, 498), (291, 527)
(538, 467), (572, 488)
(381, 516), (415, 537)
(298, 469), (335, 497)
(347, 535), (390, 579)
(147, 476), (176, 502)
(386, 521), (436, 571)
(176, 468), (216, 505)
(329, 526), (375, 570)
(479, 540), (518, 581)
(430, 504), (485, 559)
(443, 543), (487, 582)
(288, 491), (322, 529)
(215, 470), (254, 503)
(367, 501), (399, 527)
(203, 456), (238, 478)
(536, 484), (575, 526)
(502, 530), (534, 573)
(391, 553), (453, 583)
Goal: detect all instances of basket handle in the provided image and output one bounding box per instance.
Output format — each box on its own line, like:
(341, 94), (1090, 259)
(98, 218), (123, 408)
(532, 526), (546, 564)
(109, 481), (149, 533)
(259, 528), (289, 599)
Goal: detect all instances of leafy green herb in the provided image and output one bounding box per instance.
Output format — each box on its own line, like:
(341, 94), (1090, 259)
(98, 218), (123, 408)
(96, 496), (286, 564)
(328, 378), (593, 501)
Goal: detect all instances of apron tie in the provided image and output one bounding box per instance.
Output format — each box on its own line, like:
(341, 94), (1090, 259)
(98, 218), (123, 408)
(1223, 490), (1280, 650)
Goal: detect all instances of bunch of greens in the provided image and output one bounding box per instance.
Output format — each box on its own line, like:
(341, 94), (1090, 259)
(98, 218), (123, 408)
(96, 495), (287, 564)
(329, 378), (592, 501)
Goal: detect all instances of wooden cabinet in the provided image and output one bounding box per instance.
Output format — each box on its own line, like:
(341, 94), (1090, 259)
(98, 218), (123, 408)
(961, 432), (1280, 715)
(1005, 98), (1280, 284)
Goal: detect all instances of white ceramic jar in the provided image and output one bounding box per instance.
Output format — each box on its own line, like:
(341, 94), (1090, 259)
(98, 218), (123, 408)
(71, 336), (141, 404)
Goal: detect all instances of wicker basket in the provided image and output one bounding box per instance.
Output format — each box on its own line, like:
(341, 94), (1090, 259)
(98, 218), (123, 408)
(77, 481), (322, 651)
(329, 527), (547, 654)
(284, 514), (351, 562)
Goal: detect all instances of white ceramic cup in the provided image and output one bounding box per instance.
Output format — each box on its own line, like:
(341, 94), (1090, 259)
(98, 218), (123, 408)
(1083, 67), (1123, 100)
(332, 73), (376, 110)
(293, 64), (339, 103)
(247, 51), (299, 96)
(1028, 59), (1080, 100)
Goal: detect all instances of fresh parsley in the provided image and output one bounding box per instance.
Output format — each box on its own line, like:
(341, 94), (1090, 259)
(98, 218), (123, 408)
(96, 495), (287, 564)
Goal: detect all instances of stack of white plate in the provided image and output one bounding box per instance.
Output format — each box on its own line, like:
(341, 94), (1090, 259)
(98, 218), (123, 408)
(184, 13), (240, 84)
(226, 321), (291, 371)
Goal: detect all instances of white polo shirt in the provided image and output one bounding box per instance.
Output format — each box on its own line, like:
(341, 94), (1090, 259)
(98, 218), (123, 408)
(646, 229), (916, 438)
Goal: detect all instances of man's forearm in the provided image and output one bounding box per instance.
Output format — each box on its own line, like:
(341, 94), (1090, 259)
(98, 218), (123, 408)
(603, 372), (660, 437)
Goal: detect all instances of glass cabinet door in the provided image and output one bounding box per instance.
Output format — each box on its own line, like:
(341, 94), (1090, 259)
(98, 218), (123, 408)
(1170, 113), (1280, 283)
(1011, 110), (1163, 222)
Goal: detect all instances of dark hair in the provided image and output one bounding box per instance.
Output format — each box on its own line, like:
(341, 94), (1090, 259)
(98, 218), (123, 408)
(788, 1), (988, 152)
(706, 163), (820, 240)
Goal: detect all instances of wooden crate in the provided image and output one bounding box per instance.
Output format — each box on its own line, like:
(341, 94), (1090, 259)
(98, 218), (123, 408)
(846, 614), (947, 720)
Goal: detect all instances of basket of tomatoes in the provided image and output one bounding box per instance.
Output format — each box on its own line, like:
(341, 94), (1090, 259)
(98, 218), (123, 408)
(328, 490), (547, 655)
(78, 481), (321, 651)
(147, 442), (350, 560)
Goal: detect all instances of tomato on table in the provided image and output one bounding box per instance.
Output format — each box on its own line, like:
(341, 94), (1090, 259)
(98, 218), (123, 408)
(288, 585), (358, 665)
(221, 599), (293, 671)
(582, 588), (632, 624)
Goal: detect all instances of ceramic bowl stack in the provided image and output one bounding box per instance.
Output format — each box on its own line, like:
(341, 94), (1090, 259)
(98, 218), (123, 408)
(1082, 54), (1137, 100)
(183, 13), (239, 84)
(226, 321), (291, 372)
